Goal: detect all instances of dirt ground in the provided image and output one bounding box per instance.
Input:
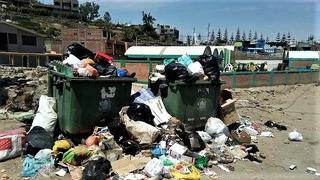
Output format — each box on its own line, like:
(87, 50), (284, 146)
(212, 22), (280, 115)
(0, 83), (319, 180)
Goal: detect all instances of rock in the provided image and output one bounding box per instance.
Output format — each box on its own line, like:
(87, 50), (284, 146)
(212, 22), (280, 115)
(0, 169), (5, 173)
(1, 174), (9, 180)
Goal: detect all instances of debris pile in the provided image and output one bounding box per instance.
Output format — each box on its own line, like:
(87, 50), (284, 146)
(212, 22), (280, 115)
(1, 87), (278, 179)
(0, 66), (48, 112)
(58, 43), (135, 78)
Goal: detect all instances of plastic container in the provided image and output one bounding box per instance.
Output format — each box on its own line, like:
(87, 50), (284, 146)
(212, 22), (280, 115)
(48, 70), (136, 134)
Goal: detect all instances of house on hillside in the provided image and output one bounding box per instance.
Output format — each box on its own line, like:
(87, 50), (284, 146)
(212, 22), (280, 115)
(0, 21), (46, 53)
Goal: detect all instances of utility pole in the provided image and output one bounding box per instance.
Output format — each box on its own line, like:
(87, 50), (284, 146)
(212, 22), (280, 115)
(207, 23), (210, 45)
(192, 27), (196, 45)
(135, 35), (137, 46)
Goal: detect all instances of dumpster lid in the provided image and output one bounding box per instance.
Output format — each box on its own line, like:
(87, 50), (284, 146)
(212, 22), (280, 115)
(168, 80), (224, 86)
(69, 77), (137, 82)
(49, 70), (137, 82)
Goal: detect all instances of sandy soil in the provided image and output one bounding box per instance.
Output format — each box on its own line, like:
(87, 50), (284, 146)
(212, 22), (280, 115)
(0, 83), (319, 180)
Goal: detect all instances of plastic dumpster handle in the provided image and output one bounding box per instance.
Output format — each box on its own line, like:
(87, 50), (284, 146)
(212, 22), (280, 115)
(53, 79), (65, 92)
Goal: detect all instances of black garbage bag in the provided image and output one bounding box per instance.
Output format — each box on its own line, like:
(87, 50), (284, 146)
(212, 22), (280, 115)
(164, 63), (191, 82)
(109, 123), (130, 144)
(67, 43), (94, 60)
(93, 63), (117, 76)
(127, 103), (155, 126)
(82, 157), (112, 180)
(180, 131), (206, 152)
(120, 140), (141, 156)
(197, 55), (220, 81)
(26, 126), (53, 155)
(148, 79), (168, 97)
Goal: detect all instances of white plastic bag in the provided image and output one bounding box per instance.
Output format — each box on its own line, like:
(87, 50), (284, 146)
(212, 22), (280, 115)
(31, 95), (57, 135)
(187, 61), (204, 76)
(120, 107), (160, 145)
(205, 117), (227, 137)
(143, 158), (163, 177)
(196, 131), (212, 143)
(288, 130), (303, 141)
(35, 149), (53, 161)
(144, 96), (172, 125)
(214, 133), (228, 144)
(62, 54), (81, 65)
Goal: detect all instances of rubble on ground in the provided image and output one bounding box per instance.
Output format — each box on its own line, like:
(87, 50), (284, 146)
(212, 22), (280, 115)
(0, 66), (48, 113)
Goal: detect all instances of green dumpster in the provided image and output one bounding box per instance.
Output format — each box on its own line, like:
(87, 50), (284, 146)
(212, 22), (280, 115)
(48, 70), (136, 134)
(162, 80), (223, 131)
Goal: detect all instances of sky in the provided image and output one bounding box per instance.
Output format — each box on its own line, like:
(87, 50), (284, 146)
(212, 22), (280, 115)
(41, 0), (320, 41)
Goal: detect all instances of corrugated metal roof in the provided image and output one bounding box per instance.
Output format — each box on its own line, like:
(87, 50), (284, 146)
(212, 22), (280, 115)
(125, 46), (211, 58)
(287, 51), (320, 59)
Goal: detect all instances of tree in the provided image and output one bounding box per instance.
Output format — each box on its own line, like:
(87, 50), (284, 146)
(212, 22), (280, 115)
(142, 11), (156, 33)
(281, 33), (286, 42)
(242, 31), (246, 41)
(236, 27), (241, 41)
(210, 30), (215, 44)
(198, 33), (202, 42)
(308, 35), (315, 42)
(216, 28), (222, 42)
(253, 31), (258, 40)
(79, 2), (100, 21)
(103, 11), (111, 23)
(223, 28), (228, 43)
(254, 31), (258, 40)
(287, 32), (291, 42)
(276, 33), (281, 42)
(230, 33), (234, 43)
(248, 30), (252, 40)
(260, 33), (263, 41)
(187, 35), (191, 45)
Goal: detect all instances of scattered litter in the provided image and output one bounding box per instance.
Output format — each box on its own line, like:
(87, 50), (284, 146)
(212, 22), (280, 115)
(68, 165), (83, 180)
(260, 131), (274, 137)
(82, 157), (112, 180)
(124, 173), (146, 180)
(289, 164), (296, 170)
(120, 107), (160, 145)
(217, 164), (230, 172)
(203, 168), (217, 176)
(264, 120), (287, 131)
(111, 156), (151, 176)
(171, 163), (201, 180)
(55, 169), (67, 177)
(62, 146), (92, 166)
(306, 167), (317, 174)
(196, 131), (212, 143)
(288, 130), (303, 141)
(143, 158), (163, 177)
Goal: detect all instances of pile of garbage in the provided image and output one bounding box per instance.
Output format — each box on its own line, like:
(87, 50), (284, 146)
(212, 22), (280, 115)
(0, 87), (291, 179)
(60, 43), (135, 78)
(149, 54), (220, 89)
(0, 66), (47, 112)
